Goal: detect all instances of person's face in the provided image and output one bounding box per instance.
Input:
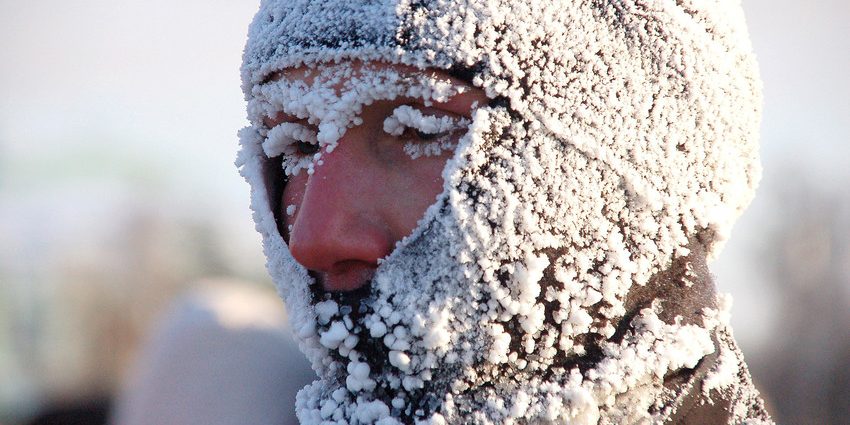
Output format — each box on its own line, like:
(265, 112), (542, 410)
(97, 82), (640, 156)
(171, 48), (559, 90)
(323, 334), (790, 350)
(263, 62), (487, 293)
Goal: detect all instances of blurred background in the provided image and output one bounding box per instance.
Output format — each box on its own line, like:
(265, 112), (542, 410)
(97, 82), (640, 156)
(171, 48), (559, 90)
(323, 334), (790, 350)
(0, 1), (847, 424)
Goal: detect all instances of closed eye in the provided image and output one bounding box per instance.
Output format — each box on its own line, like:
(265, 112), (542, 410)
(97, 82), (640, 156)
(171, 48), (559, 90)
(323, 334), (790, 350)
(261, 117), (321, 176)
(295, 138), (320, 155)
(262, 111), (320, 159)
(383, 105), (469, 141)
(263, 111), (306, 130)
(412, 128), (444, 140)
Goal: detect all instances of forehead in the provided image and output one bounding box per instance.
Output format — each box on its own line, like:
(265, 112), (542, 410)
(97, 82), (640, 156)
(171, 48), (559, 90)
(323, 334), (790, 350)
(252, 60), (484, 125)
(267, 61), (467, 95)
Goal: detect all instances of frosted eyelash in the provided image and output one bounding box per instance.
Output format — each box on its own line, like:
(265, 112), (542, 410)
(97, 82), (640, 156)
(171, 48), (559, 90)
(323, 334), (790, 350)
(383, 105), (470, 159)
(263, 122), (317, 156)
(262, 122), (320, 176)
(383, 105), (469, 136)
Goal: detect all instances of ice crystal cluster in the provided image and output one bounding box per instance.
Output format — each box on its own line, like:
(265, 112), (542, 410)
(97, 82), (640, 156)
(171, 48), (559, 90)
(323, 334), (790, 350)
(236, 0), (767, 423)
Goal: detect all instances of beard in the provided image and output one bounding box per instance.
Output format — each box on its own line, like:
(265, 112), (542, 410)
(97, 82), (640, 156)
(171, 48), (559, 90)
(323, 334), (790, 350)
(302, 208), (475, 422)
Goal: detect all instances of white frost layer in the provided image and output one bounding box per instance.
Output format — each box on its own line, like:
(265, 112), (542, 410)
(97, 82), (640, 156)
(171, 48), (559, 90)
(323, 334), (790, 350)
(237, 0), (764, 423)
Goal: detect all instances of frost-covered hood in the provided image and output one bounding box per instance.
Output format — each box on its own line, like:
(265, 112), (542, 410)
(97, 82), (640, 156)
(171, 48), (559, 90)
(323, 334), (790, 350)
(237, 0), (770, 423)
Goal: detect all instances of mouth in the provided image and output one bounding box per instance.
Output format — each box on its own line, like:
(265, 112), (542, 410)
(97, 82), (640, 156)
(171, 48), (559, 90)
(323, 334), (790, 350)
(310, 269), (375, 313)
(313, 262), (377, 293)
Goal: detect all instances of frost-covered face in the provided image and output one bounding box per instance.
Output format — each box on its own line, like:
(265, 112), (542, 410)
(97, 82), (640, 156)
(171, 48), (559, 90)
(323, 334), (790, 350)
(238, 0), (765, 422)
(264, 63), (488, 293)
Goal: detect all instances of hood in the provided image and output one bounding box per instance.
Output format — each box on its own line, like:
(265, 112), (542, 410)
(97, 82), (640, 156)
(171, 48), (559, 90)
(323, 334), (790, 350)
(237, 0), (768, 423)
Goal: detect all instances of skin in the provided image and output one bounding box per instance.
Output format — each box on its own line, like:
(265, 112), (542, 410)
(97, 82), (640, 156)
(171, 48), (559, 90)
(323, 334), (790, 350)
(263, 62), (488, 292)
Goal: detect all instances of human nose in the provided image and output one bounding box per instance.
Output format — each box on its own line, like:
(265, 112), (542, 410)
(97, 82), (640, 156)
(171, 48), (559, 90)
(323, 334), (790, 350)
(285, 135), (394, 292)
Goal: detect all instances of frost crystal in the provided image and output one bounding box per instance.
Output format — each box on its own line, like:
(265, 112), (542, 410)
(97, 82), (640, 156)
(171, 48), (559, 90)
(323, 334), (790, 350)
(237, 0), (771, 423)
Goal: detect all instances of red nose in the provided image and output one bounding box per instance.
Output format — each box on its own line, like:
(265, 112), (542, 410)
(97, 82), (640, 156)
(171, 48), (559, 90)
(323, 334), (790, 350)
(285, 136), (394, 292)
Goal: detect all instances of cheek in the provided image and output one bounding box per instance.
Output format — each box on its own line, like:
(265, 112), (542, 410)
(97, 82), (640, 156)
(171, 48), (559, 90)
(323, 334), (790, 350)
(395, 153), (451, 221)
(418, 156), (448, 197)
(281, 173), (308, 236)
(416, 150), (452, 190)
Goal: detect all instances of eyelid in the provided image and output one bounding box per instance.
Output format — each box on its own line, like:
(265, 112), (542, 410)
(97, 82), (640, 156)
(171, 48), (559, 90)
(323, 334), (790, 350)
(262, 112), (310, 130)
(383, 105), (470, 137)
(408, 102), (463, 117)
(262, 122), (319, 159)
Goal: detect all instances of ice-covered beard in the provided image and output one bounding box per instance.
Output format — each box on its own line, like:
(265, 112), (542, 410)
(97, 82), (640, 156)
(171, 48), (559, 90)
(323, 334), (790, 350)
(303, 205), (479, 422)
(307, 254), (606, 421)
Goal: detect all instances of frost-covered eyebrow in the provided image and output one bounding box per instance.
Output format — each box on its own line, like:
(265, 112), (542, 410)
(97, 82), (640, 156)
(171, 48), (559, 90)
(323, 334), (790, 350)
(261, 88), (484, 131)
(262, 112), (306, 129)
(422, 88), (489, 117)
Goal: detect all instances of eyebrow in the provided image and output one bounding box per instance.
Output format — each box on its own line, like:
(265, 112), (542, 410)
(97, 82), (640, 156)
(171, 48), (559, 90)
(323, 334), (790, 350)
(418, 88), (488, 118)
(262, 112), (308, 129)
